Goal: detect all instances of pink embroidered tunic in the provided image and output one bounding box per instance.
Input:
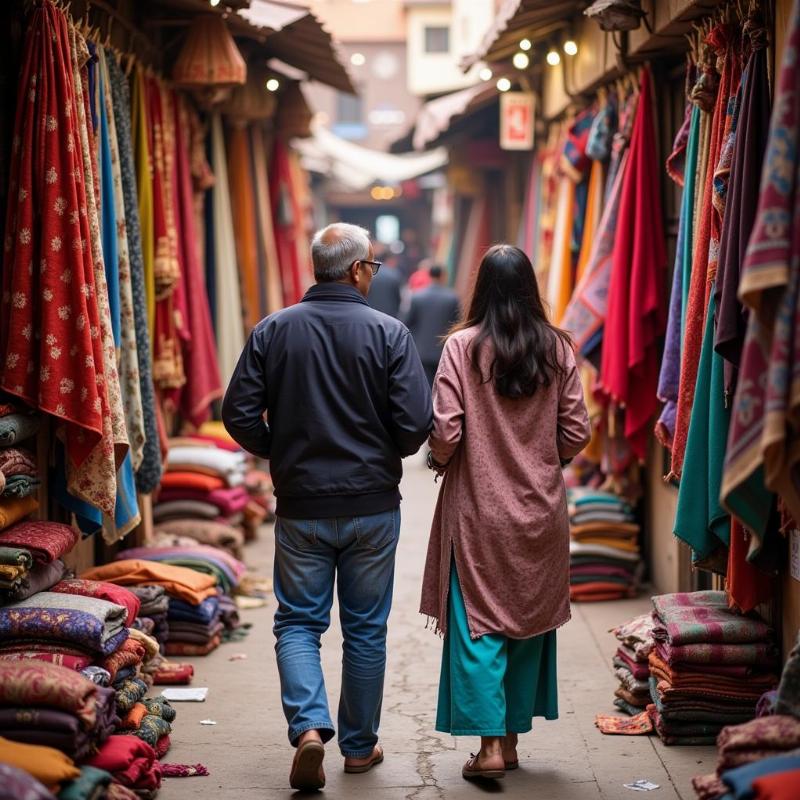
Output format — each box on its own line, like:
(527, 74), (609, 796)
(420, 327), (591, 639)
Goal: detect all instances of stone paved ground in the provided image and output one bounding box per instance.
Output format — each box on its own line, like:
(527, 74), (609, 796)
(159, 459), (717, 800)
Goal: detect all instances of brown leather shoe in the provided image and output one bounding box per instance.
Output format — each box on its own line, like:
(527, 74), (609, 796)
(290, 740), (326, 791)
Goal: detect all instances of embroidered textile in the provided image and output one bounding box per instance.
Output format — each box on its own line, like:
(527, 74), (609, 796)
(107, 56), (161, 494)
(0, 764), (56, 800)
(0, 521), (78, 563)
(51, 578), (140, 626)
(722, 0), (800, 534)
(0, 659), (100, 729)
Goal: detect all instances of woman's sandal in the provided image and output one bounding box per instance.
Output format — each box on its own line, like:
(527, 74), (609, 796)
(462, 753), (506, 781)
(344, 745), (384, 774)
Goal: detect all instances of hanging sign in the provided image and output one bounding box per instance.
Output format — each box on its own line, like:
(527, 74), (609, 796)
(500, 91), (535, 151)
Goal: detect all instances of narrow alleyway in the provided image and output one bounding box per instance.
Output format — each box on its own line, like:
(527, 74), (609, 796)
(160, 460), (717, 800)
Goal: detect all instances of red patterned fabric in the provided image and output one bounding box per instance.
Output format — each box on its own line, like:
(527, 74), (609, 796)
(596, 67), (667, 460)
(0, 521), (79, 563)
(51, 578), (141, 625)
(0, 651), (92, 670)
(0, 2), (113, 497)
(0, 659), (99, 729)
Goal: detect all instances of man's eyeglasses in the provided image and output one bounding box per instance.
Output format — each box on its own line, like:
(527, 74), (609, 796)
(353, 259), (382, 275)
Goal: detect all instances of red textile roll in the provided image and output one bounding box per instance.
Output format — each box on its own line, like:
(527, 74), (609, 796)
(0, 521), (79, 563)
(86, 735), (162, 791)
(159, 472), (225, 493)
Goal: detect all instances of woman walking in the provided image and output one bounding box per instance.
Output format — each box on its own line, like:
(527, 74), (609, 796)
(420, 244), (591, 780)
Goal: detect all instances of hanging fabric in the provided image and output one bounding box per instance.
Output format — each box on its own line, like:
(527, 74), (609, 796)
(209, 112), (245, 384)
(106, 55), (162, 494)
(561, 89), (638, 362)
(227, 124), (262, 329)
(596, 66), (667, 463)
(656, 101), (701, 447)
(170, 91), (222, 428)
(722, 0), (800, 544)
(271, 138), (303, 307)
(0, 3), (126, 523)
(68, 22), (129, 518)
(131, 67), (155, 338)
(95, 49), (140, 541)
(671, 27), (742, 478)
(714, 14), (772, 399)
(250, 127), (283, 315)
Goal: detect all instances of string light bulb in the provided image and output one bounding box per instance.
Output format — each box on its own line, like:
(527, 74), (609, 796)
(350, 52), (366, 67)
(563, 40), (578, 56)
(519, 38), (532, 51)
(496, 77), (511, 92)
(209, 0), (221, 6)
(546, 49), (561, 66)
(265, 78), (280, 92)
(479, 67), (493, 81)
(512, 52), (529, 70)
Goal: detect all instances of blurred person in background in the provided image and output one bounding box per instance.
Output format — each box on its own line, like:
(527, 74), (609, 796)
(367, 247), (403, 318)
(408, 257), (434, 293)
(405, 264), (461, 387)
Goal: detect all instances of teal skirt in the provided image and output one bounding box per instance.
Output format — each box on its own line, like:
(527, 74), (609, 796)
(436, 565), (559, 736)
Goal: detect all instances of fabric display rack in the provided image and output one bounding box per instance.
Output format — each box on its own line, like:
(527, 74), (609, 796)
(0, 0), (330, 795)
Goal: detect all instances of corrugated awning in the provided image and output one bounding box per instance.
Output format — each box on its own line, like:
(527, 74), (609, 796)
(412, 82), (499, 150)
(461, 0), (585, 70)
(294, 123), (448, 190)
(238, 1), (356, 94)
(144, 0), (355, 94)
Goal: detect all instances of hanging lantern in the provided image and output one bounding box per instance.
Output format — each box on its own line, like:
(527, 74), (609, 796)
(584, 0), (647, 32)
(221, 67), (278, 123)
(172, 15), (247, 108)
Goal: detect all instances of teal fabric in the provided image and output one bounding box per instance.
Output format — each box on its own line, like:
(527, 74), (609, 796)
(674, 293), (731, 563)
(436, 565), (558, 736)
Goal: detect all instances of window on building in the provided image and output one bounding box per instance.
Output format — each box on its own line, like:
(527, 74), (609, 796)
(424, 26), (450, 54)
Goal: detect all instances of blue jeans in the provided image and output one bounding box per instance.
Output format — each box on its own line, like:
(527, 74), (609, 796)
(273, 507), (400, 757)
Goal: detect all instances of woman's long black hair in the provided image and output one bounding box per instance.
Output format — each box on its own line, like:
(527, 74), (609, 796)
(451, 244), (572, 399)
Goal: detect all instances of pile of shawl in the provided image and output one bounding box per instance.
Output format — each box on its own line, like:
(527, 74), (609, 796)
(650, 591), (779, 745)
(0, 521), (79, 604)
(115, 545), (246, 656)
(568, 488), (642, 601)
(0, 660), (117, 760)
(610, 613), (655, 715)
(81, 560), (227, 657)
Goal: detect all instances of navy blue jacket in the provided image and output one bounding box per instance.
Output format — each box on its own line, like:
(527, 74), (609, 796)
(221, 282), (433, 519)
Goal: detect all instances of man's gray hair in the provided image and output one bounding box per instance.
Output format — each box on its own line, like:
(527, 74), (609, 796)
(311, 223), (371, 282)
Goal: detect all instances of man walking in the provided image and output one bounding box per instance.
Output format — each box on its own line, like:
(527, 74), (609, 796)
(405, 264), (461, 386)
(366, 251), (403, 318)
(222, 223), (432, 791)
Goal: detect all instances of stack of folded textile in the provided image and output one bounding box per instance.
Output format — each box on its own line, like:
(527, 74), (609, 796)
(0, 523), (77, 604)
(81, 560), (221, 658)
(127, 585), (170, 647)
(692, 717), (800, 799)
(0, 404), (41, 533)
(0, 737), (82, 795)
(650, 591), (779, 745)
(85, 734), (162, 796)
(118, 696), (176, 753)
(0, 446), (39, 500)
(151, 520), (244, 558)
(0, 660), (117, 760)
(163, 595), (223, 657)
(568, 488), (642, 601)
(610, 614), (655, 715)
